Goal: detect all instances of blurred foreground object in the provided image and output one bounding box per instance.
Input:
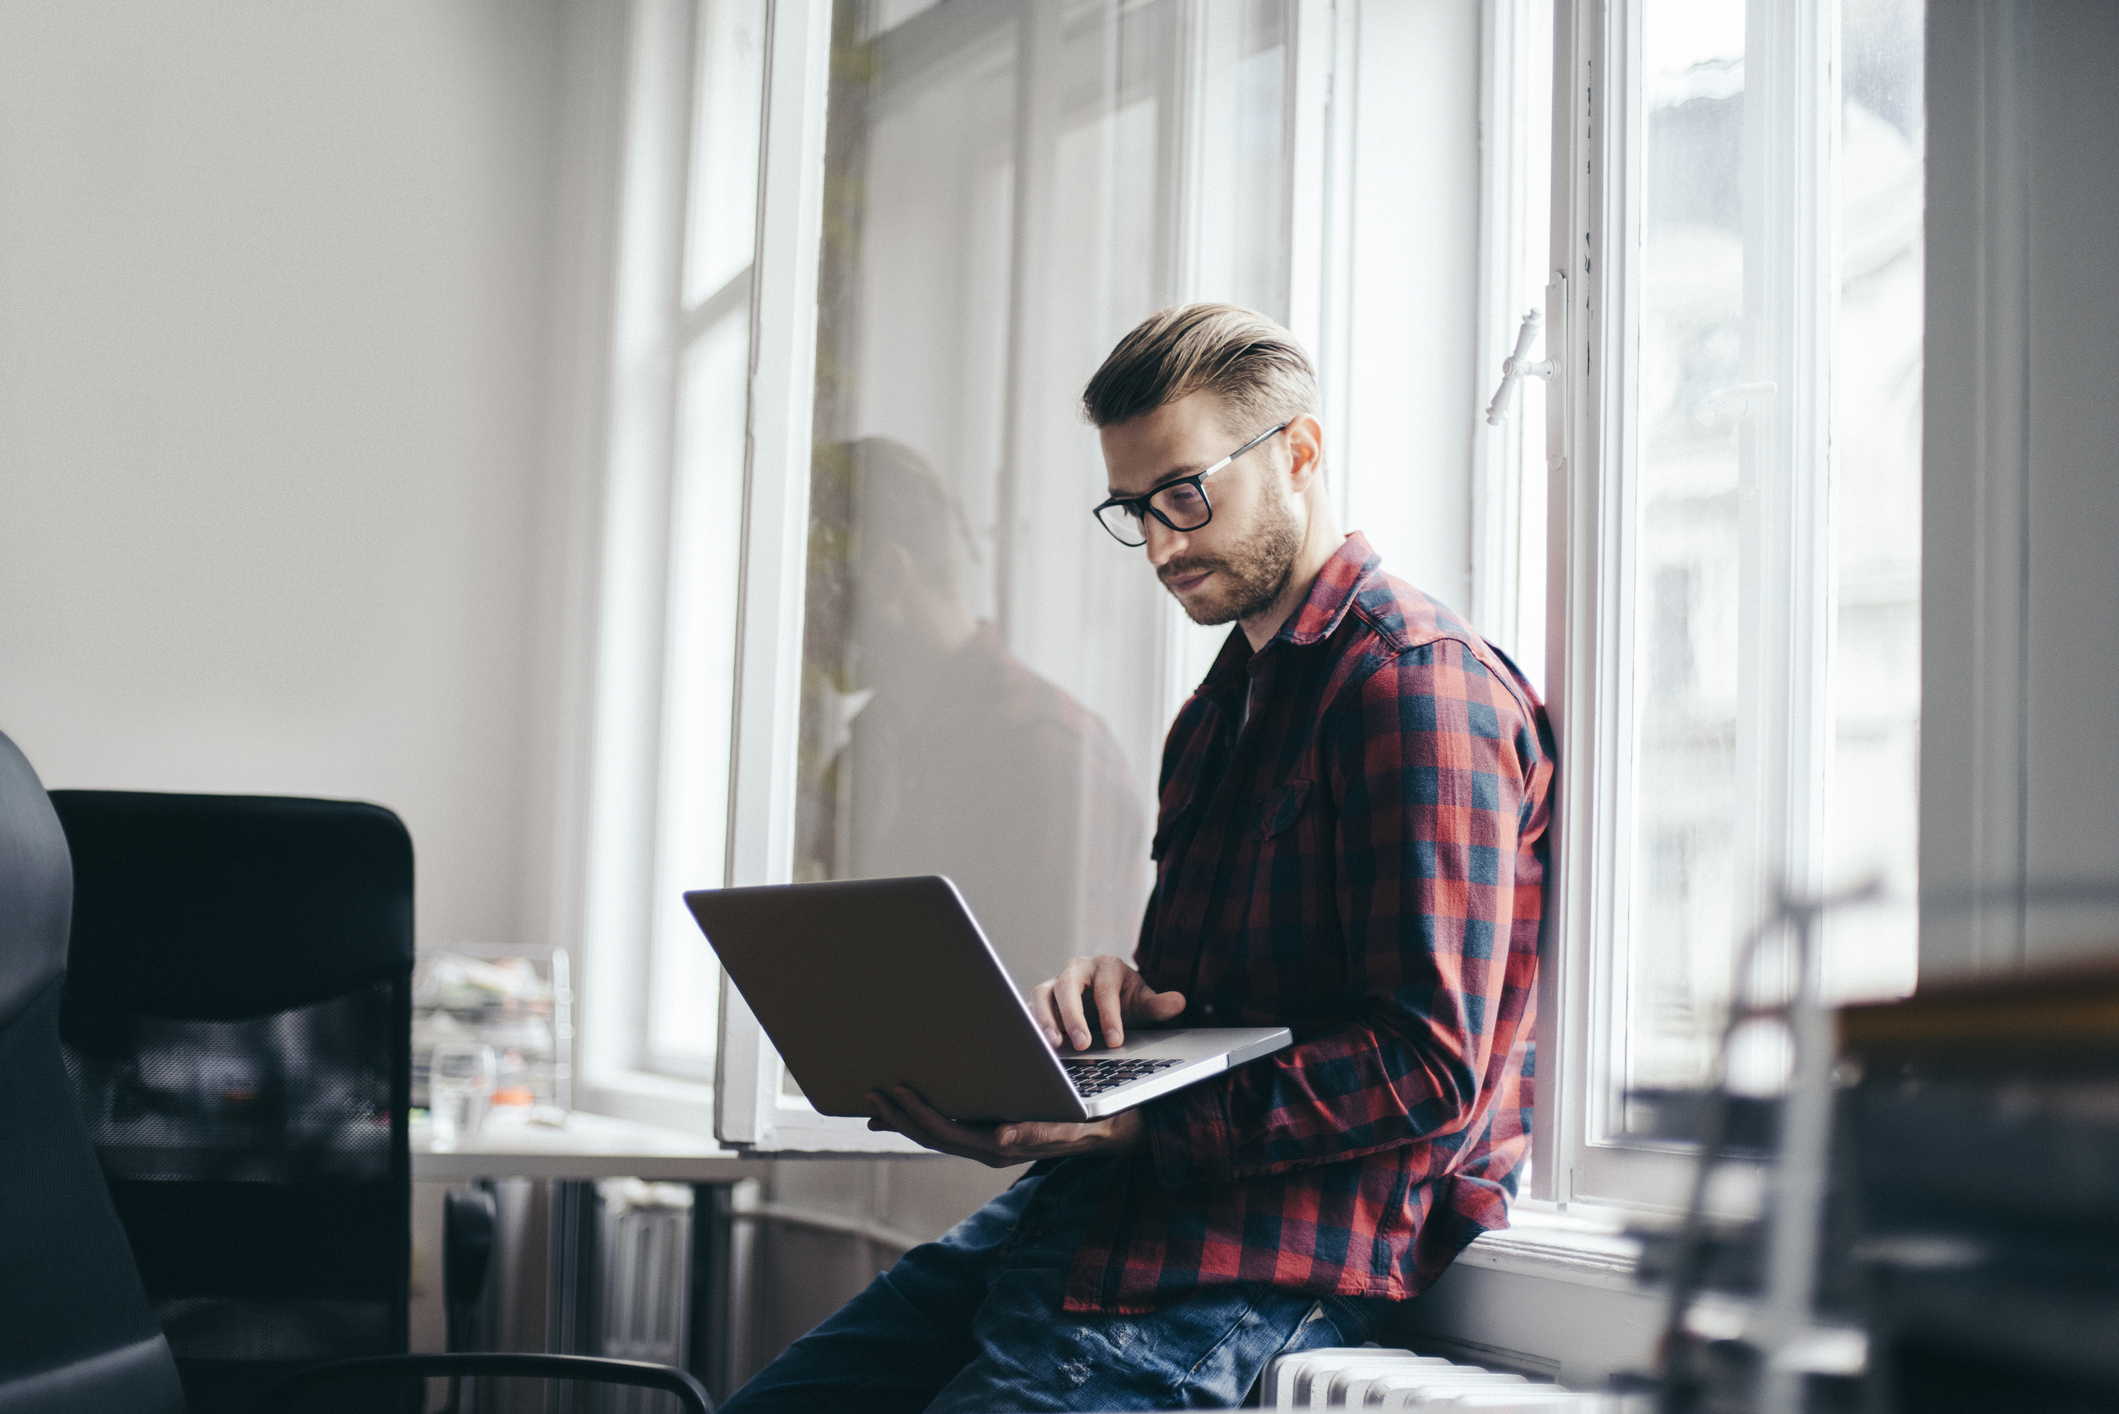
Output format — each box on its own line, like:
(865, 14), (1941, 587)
(1839, 963), (2119, 1410)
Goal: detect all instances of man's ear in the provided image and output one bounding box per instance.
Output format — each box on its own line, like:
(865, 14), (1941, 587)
(1284, 414), (1326, 493)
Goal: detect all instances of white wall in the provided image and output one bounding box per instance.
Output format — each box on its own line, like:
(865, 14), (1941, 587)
(0, 0), (571, 951)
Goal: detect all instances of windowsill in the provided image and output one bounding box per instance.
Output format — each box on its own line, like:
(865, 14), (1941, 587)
(575, 1065), (718, 1136)
(1457, 1202), (1643, 1292)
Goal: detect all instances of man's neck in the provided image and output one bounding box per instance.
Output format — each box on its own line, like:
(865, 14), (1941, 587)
(1237, 514), (1345, 652)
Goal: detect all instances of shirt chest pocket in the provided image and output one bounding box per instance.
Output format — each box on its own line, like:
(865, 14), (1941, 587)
(1151, 782), (1198, 862)
(1250, 778), (1313, 841)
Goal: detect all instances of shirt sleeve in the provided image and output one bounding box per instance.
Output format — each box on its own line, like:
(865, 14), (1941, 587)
(1138, 638), (1541, 1188)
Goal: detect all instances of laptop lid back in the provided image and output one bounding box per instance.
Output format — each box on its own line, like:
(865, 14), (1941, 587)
(685, 875), (1083, 1121)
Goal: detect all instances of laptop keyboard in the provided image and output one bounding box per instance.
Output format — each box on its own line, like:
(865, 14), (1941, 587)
(1062, 1057), (1181, 1096)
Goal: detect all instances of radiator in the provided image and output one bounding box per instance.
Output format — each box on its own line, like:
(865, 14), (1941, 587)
(1263, 1346), (1637, 1410)
(597, 1179), (694, 1413)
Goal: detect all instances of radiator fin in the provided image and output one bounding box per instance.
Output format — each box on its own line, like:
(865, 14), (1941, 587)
(1262, 1346), (1634, 1410)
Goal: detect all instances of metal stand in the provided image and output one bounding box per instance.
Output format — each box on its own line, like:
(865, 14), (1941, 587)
(1654, 881), (1879, 1414)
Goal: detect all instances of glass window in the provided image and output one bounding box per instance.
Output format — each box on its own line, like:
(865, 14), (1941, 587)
(1614, 0), (1923, 1111)
(791, 0), (1292, 1007)
(642, 0), (771, 1079)
(1624, 0), (1750, 1096)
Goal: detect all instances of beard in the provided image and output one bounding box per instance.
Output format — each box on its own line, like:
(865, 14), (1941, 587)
(1160, 494), (1305, 627)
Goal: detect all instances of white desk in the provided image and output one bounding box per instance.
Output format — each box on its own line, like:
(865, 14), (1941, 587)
(412, 1109), (760, 1397)
(411, 1109), (758, 1183)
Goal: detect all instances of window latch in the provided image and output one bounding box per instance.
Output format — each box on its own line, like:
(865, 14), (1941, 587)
(1483, 309), (1556, 426)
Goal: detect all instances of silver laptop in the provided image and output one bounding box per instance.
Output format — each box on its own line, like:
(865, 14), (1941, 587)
(685, 875), (1291, 1122)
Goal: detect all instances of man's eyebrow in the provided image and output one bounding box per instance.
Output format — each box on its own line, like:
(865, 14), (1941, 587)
(1108, 462), (1208, 498)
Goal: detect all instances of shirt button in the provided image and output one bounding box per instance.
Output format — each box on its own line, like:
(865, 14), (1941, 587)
(1201, 1002), (1217, 1019)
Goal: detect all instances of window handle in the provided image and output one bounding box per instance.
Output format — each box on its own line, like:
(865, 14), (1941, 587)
(1483, 309), (1556, 426)
(1697, 380), (1777, 425)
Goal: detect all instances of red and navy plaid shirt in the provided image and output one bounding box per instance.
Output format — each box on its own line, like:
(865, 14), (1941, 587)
(1062, 532), (1555, 1314)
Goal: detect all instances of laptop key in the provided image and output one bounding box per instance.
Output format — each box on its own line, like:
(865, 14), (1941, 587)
(1061, 1057), (1181, 1095)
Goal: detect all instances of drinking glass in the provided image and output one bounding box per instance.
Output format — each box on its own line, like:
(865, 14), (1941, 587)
(427, 1042), (497, 1150)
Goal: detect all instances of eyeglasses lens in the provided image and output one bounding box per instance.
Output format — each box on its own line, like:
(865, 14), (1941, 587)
(1153, 482), (1210, 529)
(1096, 502), (1148, 545)
(1095, 481), (1211, 547)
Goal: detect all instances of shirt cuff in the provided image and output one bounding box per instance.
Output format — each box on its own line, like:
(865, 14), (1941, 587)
(1140, 1074), (1236, 1188)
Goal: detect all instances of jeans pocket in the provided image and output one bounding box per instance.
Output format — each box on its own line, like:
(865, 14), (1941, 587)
(1172, 1287), (1341, 1408)
(1282, 1301), (1335, 1348)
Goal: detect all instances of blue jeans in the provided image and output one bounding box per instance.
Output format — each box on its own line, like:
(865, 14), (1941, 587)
(719, 1157), (1393, 1414)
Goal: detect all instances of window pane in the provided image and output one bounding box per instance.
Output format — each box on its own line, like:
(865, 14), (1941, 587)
(647, 0), (771, 1071)
(792, 0), (1288, 996)
(647, 313), (751, 1070)
(1821, 0), (1923, 1003)
(1189, 0), (1288, 318)
(1625, 0), (1749, 1094)
(1621, 0), (1924, 1103)
(682, 0), (767, 309)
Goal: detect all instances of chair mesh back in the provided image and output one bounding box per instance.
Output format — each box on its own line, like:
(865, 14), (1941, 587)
(63, 982), (394, 1184)
(51, 789), (415, 1414)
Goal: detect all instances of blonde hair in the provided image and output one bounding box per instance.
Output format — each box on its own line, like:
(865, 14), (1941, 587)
(1081, 303), (1319, 431)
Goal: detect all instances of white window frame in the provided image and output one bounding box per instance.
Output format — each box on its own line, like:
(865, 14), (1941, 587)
(1538, 0), (1848, 1214)
(1471, 0), (1555, 685)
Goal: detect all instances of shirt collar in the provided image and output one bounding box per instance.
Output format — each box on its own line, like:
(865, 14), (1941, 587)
(1275, 532), (1381, 647)
(1197, 532), (1382, 696)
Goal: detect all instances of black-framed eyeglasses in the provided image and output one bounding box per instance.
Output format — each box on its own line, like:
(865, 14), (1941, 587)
(1090, 421), (1289, 547)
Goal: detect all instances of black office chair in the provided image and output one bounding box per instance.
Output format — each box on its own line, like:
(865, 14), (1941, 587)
(26, 780), (709, 1414)
(48, 789), (419, 1414)
(0, 731), (190, 1413)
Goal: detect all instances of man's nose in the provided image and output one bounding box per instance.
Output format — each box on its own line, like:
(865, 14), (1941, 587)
(1143, 517), (1187, 566)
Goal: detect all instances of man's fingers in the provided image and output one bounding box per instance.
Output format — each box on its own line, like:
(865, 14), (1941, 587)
(1144, 988), (1188, 1020)
(876, 1087), (1002, 1165)
(995, 1122), (1051, 1148)
(1092, 967), (1127, 1047)
(1053, 957), (1096, 1050)
(890, 1086), (992, 1152)
(1027, 981), (1063, 1046)
(1037, 955), (1180, 1052)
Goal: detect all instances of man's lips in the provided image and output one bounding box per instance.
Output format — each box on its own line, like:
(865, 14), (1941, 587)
(1161, 568), (1213, 595)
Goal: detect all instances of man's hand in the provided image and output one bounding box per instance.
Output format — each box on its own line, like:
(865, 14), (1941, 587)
(1029, 954), (1187, 1051)
(866, 1085), (1145, 1168)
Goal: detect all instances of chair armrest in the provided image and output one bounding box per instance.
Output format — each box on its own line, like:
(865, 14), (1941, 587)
(251, 1352), (713, 1414)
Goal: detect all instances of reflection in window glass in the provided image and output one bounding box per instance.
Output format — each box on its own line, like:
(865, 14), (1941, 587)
(1623, 0), (1923, 1097)
(793, 0), (1291, 999)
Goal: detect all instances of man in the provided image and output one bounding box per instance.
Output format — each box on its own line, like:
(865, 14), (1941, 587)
(721, 305), (1554, 1414)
